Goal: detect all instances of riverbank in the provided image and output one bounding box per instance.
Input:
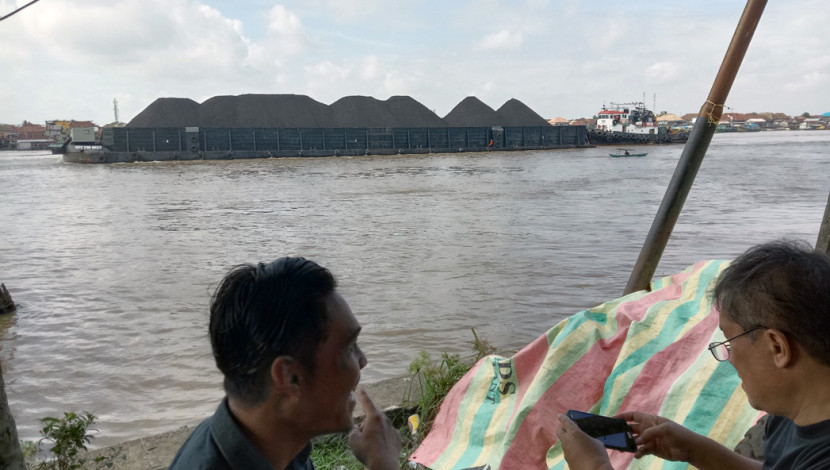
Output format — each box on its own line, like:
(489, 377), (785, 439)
(79, 376), (416, 470)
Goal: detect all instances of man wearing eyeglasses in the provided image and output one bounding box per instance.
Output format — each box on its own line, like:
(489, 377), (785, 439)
(558, 239), (830, 469)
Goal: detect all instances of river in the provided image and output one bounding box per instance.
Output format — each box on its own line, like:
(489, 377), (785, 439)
(0, 131), (827, 446)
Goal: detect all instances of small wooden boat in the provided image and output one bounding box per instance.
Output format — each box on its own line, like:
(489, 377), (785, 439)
(609, 148), (647, 158)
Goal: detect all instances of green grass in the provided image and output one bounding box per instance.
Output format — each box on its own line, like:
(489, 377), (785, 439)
(310, 434), (364, 470)
(311, 427), (421, 470)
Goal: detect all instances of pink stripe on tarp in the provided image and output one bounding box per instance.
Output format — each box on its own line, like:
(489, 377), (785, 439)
(614, 272), (687, 324)
(618, 309), (718, 414)
(502, 332), (558, 430)
(498, 328), (629, 469)
(607, 310), (719, 469)
(410, 357), (479, 465)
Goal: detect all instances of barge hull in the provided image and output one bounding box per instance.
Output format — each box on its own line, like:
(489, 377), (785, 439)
(64, 125), (592, 163)
(587, 128), (689, 145)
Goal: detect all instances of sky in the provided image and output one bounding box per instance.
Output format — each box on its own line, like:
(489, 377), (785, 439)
(1, 0), (828, 126)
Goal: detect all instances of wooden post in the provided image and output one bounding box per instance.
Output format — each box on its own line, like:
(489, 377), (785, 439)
(0, 363), (25, 470)
(0, 284), (14, 315)
(816, 191), (830, 255)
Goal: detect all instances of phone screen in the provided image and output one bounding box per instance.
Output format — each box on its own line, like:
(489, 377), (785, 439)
(566, 410), (637, 452)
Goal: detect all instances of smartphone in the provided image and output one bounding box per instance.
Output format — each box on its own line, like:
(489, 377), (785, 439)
(565, 410), (637, 452)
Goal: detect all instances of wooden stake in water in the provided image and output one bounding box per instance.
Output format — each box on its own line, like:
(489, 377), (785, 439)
(0, 284), (15, 315)
(816, 192), (830, 255)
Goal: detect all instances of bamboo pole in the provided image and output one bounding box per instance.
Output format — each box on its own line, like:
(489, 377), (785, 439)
(816, 191), (830, 255)
(624, 0), (768, 295)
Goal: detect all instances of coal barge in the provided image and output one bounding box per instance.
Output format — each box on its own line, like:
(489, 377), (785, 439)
(63, 94), (593, 164)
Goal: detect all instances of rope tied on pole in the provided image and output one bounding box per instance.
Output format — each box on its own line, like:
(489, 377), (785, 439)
(701, 100), (727, 125)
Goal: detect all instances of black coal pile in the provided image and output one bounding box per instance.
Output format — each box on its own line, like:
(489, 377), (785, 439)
(327, 95), (447, 127)
(443, 96), (502, 126)
(496, 99), (551, 126)
(329, 96), (397, 128)
(127, 98), (200, 127)
(197, 96), (238, 127)
(199, 94), (334, 128)
(126, 94), (550, 128)
(385, 96), (447, 127)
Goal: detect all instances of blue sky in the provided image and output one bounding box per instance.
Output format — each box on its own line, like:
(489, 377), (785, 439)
(1, 0), (828, 125)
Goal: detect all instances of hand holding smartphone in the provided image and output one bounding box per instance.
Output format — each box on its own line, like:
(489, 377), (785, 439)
(566, 410), (637, 452)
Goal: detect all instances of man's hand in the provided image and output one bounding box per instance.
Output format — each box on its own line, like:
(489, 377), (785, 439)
(556, 413), (614, 470)
(616, 411), (699, 462)
(348, 389), (402, 470)
(616, 412), (763, 470)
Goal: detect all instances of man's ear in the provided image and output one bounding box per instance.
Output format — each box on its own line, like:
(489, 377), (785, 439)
(270, 356), (302, 396)
(766, 329), (794, 368)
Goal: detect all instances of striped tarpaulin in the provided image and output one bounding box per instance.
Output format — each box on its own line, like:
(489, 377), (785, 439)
(410, 260), (761, 470)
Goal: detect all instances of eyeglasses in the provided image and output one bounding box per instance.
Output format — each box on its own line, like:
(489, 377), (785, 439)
(708, 326), (767, 362)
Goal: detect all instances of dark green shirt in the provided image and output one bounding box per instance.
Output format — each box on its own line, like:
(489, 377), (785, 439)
(169, 398), (315, 470)
(763, 414), (830, 469)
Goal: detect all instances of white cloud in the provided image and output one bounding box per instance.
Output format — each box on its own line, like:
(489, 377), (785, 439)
(17, 1), (179, 63)
(477, 29), (523, 51)
(262, 5), (309, 55)
(360, 55), (380, 80)
(589, 20), (626, 50)
(8, 0), (256, 74)
(305, 61), (351, 81)
(646, 62), (681, 83)
(383, 71), (416, 96)
(301, 56), (386, 102)
(784, 71), (826, 93)
(326, 0), (384, 22)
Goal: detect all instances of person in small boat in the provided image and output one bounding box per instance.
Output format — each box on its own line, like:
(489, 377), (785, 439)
(624, 150), (630, 155)
(557, 239), (830, 469)
(170, 257), (401, 470)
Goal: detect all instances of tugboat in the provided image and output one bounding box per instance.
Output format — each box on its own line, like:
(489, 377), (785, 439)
(588, 101), (688, 145)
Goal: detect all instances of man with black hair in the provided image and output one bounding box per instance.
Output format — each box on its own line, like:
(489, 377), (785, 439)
(557, 239), (830, 469)
(170, 257), (401, 470)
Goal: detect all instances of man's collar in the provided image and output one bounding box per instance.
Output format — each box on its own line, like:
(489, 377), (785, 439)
(212, 397), (313, 469)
